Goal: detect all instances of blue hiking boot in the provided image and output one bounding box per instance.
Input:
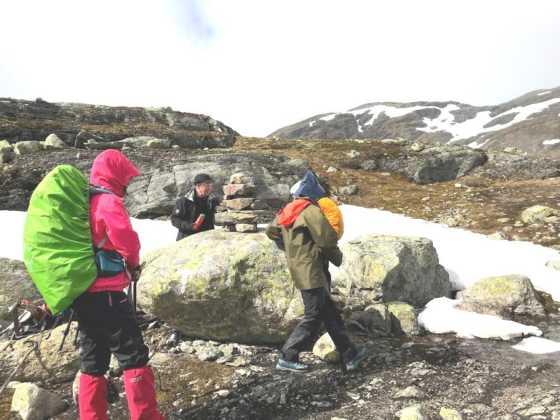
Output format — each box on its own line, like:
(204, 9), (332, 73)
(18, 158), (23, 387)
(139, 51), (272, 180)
(276, 358), (310, 373)
(345, 347), (368, 372)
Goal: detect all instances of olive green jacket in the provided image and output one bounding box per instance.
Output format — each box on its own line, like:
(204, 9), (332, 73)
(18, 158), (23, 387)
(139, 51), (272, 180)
(265, 204), (343, 290)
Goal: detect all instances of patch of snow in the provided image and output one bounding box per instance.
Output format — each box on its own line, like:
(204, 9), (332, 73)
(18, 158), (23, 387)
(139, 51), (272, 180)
(537, 91), (551, 96)
(542, 139), (560, 146)
(0, 211), (176, 262)
(351, 105), (432, 127)
(512, 337), (560, 354)
(320, 113), (336, 122)
(5, 202), (560, 301)
(418, 297), (542, 340)
(335, 205), (560, 300)
(418, 98), (560, 143)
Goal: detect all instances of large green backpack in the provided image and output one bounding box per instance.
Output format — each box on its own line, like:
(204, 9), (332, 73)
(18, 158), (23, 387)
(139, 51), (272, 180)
(23, 165), (98, 314)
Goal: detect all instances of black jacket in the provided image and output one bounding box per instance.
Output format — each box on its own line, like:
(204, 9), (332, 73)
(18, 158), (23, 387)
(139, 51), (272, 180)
(171, 190), (219, 241)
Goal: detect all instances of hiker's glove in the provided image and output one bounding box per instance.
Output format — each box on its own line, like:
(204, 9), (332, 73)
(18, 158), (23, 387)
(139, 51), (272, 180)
(130, 266), (142, 282)
(193, 214), (206, 231)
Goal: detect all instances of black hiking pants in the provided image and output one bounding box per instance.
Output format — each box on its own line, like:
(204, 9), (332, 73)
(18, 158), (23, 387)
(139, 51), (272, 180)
(281, 286), (356, 363)
(73, 291), (149, 375)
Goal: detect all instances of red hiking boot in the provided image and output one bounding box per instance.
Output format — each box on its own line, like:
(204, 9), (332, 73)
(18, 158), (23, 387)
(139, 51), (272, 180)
(79, 373), (108, 420)
(123, 366), (164, 420)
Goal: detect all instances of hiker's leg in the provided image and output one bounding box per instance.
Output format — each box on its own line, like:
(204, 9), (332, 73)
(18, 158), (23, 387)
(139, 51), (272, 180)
(322, 293), (357, 362)
(281, 287), (323, 362)
(74, 293), (112, 420)
(108, 292), (163, 420)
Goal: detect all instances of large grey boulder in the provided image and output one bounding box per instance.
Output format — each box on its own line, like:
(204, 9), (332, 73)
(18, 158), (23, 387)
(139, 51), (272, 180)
(137, 230), (303, 344)
(126, 153), (306, 218)
(333, 235), (451, 308)
(406, 146), (487, 184)
(0, 258), (41, 329)
(458, 275), (546, 318)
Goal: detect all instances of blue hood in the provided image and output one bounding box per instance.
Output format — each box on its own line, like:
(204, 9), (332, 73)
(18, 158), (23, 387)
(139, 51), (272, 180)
(291, 170), (326, 201)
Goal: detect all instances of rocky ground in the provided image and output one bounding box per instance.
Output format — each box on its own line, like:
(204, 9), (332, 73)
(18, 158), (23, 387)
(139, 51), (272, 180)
(2, 316), (560, 419)
(2, 136), (560, 419)
(236, 137), (560, 249)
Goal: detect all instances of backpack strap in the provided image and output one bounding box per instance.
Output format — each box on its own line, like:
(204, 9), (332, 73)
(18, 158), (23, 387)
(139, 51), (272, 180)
(89, 185), (114, 249)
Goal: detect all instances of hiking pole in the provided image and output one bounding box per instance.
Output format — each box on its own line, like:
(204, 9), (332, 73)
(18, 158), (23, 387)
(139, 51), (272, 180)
(59, 309), (74, 351)
(133, 280), (137, 321)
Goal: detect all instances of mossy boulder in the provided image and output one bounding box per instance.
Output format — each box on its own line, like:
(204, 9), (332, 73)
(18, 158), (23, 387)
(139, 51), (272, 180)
(333, 235), (451, 308)
(387, 301), (420, 336)
(458, 275), (546, 318)
(521, 205), (560, 224)
(138, 230), (303, 344)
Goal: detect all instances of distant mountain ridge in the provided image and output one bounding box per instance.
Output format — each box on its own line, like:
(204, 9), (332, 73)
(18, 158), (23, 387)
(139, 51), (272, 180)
(269, 87), (560, 155)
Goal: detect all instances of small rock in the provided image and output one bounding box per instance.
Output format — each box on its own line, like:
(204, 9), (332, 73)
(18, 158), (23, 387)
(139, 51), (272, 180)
(394, 386), (425, 400)
(546, 260), (560, 271)
(44, 133), (67, 149)
(313, 333), (340, 362)
(387, 302), (420, 336)
(215, 389), (230, 398)
(327, 166), (338, 173)
(14, 141), (43, 155)
(235, 223), (258, 233)
(223, 198), (256, 211)
(338, 184), (359, 196)
(439, 407), (463, 420)
(497, 217), (511, 224)
(411, 143), (425, 152)
(226, 357), (250, 367)
(346, 150), (361, 158)
(521, 205), (560, 225)
(11, 382), (68, 420)
(488, 232), (507, 240)
(223, 183), (256, 198)
(230, 173), (255, 185)
(198, 349), (224, 362)
(398, 404), (425, 420)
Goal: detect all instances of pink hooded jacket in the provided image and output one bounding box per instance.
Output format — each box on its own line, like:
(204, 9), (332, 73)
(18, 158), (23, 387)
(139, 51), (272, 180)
(88, 150), (141, 292)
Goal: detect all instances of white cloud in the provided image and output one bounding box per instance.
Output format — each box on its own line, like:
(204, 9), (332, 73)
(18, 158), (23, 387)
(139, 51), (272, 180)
(1, 0), (560, 136)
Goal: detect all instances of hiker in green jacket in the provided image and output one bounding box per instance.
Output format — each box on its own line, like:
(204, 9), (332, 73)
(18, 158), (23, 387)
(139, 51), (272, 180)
(265, 170), (367, 372)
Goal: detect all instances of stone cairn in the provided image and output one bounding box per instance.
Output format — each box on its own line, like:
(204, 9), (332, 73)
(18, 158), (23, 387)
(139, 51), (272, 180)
(219, 173), (260, 233)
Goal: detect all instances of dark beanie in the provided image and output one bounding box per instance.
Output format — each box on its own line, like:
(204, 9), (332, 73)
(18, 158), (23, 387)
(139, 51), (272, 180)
(193, 173), (213, 185)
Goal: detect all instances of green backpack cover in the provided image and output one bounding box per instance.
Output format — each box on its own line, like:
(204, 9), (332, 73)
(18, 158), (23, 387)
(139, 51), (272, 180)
(23, 165), (97, 314)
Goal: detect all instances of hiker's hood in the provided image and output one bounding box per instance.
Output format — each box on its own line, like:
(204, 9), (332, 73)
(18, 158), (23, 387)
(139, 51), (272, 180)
(90, 149), (141, 197)
(277, 198), (313, 227)
(290, 170), (325, 201)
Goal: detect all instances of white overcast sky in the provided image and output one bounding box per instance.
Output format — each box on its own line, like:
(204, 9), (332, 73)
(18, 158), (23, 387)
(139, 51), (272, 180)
(1, 0), (560, 136)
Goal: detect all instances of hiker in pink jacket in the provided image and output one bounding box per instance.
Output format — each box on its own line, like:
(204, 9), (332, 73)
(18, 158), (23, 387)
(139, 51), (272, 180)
(74, 149), (164, 420)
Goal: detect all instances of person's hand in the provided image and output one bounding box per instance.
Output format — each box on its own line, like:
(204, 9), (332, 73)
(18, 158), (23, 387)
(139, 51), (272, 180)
(193, 214), (206, 231)
(130, 266), (142, 282)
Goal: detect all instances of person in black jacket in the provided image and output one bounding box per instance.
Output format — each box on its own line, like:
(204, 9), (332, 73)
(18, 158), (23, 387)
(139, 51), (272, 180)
(171, 173), (219, 241)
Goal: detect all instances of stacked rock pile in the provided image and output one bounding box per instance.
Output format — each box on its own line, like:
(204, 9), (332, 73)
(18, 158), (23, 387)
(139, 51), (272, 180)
(218, 173), (261, 233)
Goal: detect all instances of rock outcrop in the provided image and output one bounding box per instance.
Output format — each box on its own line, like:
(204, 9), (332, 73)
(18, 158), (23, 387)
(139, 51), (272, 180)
(0, 97), (238, 149)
